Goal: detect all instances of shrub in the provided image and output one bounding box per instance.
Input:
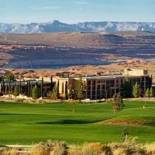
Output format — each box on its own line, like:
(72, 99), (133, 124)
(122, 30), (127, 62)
(31, 86), (40, 99)
(122, 136), (146, 155)
(31, 141), (67, 155)
(0, 148), (20, 155)
(31, 142), (51, 155)
(82, 143), (102, 155)
(145, 143), (155, 155)
(68, 145), (82, 155)
(110, 142), (146, 155)
(132, 83), (141, 98)
(50, 85), (58, 100)
(51, 141), (67, 155)
(145, 88), (150, 97)
(82, 143), (112, 155)
(101, 145), (113, 155)
(13, 86), (20, 97)
(1, 141), (155, 155)
(112, 93), (124, 112)
(150, 87), (154, 97)
(112, 146), (127, 155)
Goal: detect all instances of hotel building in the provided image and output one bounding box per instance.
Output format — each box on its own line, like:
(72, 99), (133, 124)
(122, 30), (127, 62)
(53, 69), (152, 100)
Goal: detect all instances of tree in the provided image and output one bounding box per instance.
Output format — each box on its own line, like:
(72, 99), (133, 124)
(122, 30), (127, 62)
(121, 127), (129, 142)
(68, 78), (86, 101)
(4, 71), (15, 81)
(74, 78), (86, 101)
(13, 86), (20, 96)
(68, 83), (75, 99)
(132, 83), (141, 98)
(145, 88), (150, 97)
(32, 86), (40, 99)
(112, 93), (124, 112)
(150, 87), (154, 97)
(50, 85), (58, 100)
(0, 76), (3, 82)
(122, 79), (132, 98)
(75, 79), (83, 100)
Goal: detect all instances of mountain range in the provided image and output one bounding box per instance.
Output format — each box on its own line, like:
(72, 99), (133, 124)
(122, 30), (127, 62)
(0, 20), (155, 33)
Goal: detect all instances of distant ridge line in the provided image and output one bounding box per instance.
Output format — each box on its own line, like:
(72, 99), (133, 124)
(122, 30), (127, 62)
(0, 20), (155, 34)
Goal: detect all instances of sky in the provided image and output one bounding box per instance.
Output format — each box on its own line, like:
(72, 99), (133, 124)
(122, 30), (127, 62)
(0, 0), (155, 23)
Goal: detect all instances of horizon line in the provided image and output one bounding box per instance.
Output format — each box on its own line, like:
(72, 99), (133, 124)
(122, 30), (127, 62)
(0, 20), (155, 25)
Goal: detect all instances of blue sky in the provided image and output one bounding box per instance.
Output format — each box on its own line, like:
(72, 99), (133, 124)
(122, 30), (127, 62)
(0, 0), (155, 23)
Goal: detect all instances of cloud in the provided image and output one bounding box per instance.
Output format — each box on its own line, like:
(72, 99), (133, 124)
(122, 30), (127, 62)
(29, 6), (61, 11)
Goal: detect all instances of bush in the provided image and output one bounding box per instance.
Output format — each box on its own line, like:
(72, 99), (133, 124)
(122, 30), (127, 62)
(110, 142), (146, 155)
(68, 145), (82, 155)
(32, 86), (40, 99)
(1, 147), (21, 155)
(132, 83), (141, 98)
(1, 141), (155, 155)
(52, 141), (67, 155)
(30, 141), (67, 155)
(13, 86), (20, 96)
(82, 143), (112, 155)
(150, 87), (154, 97)
(112, 147), (127, 155)
(145, 143), (155, 155)
(31, 142), (51, 155)
(112, 93), (124, 112)
(50, 86), (58, 100)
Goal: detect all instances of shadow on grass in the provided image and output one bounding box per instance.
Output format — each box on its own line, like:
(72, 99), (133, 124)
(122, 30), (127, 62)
(144, 121), (155, 127)
(0, 113), (25, 116)
(37, 119), (95, 125)
(141, 116), (155, 127)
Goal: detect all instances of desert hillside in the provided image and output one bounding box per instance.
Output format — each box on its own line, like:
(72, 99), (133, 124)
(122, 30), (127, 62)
(0, 31), (155, 48)
(0, 32), (155, 68)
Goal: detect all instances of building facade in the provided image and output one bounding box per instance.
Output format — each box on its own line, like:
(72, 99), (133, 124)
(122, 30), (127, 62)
(0, 69), (153, 100)
(0, 77), (53, 97)
(83, 75), (123, 100)
(53, 69), (152, 100)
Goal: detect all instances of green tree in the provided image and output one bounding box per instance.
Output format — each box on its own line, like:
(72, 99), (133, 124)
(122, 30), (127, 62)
(74, 78), (86, 101)
(132, 83), (141, 98)
(13, 86), (20, 96)
(122, 79), (132, 98)
(68, 78), (86, 101)
(150, 87), (154, 97)
(68, 84), (75, 99)
(50, 85), (58, 100)
(0, 76), (3, 82)
(32, 86), (40, 99)
(4, 71), (15, 81)
(112, 93), (124, 112)
(121, 127), (129, 142)
(145, 88), (150, 97)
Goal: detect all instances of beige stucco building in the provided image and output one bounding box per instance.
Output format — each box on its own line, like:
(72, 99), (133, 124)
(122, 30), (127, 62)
(52, 69), (152, 100)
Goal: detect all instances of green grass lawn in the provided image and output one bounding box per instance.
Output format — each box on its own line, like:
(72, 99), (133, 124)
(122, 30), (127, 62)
(0, 100), (155, 144)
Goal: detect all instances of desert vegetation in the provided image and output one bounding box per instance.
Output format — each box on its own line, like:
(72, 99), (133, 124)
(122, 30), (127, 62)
(0, 139), (155, 155)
